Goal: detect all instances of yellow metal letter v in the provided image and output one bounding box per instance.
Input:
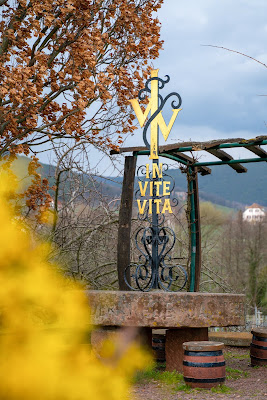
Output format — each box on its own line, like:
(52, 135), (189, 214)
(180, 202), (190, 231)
(129, 69), (182, 159)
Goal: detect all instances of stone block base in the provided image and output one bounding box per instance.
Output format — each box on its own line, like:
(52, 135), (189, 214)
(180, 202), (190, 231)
(166, 327), (208, 372)
(90, 326), (152, 356)
(86, 291), (245, 328)
(209, 331), (252, 347)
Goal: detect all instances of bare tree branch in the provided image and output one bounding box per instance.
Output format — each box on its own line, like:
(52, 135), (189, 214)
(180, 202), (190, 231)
(202, 45), (267, 68)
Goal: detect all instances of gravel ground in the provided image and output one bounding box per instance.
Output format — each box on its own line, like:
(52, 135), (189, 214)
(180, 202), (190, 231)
(132, 347), (267, 400)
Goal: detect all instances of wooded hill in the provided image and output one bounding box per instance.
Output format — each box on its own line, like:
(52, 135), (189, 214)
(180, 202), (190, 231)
(5, 156), (267, 209)
(170, 162), (267, 208)
(102, 162), (267, 209)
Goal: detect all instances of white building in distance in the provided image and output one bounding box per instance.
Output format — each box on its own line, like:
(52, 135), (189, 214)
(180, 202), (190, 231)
(243, 203), (265, 222)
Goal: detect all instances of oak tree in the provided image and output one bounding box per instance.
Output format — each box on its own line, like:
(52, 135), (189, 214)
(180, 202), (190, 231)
(0, 0), (163, 215)
(0, 0), (163, 156)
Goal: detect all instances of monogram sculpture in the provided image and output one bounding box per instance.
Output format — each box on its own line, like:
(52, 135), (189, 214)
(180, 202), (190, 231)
(124, 70), (188, 291)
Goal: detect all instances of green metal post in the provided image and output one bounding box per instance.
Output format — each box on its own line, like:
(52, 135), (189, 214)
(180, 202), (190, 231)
(135, 139), (267, 156)
(135, 150), (188, 166)
(193, 157), (267, 167)
(188, 166), (196, 292)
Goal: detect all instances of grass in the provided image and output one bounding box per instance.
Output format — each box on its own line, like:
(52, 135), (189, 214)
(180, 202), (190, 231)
(226, 366), (249, 380)
(134, 368), (234, 394)
(174, 382), (193, 393)
(211, 384), (232, 394)
(134, 348), (252, 394)
(173, 383), (233, 394)
(133, 368), (194, 393)
(224, 352), (250, 360)
(133, 368), (183, 385)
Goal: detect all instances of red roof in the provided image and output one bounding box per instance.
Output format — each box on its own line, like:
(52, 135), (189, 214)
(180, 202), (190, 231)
(246, 203), (264, 209)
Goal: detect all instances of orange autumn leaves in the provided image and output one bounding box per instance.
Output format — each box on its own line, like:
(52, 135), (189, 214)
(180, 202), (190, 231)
(24, 157), (52, 218)
(0, 0), (163, 157)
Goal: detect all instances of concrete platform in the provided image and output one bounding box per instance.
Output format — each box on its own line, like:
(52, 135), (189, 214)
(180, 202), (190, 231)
(86, 290), (245, 328)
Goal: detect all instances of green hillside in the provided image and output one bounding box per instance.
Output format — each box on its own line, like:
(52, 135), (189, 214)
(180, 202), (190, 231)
(199, 163), (267, 207)
(106, 161), (267, 209)
(2, 156), (266, 208)
(167, 162), (267, 207)
(0, 156), (35, 191)
(39, 158), (267, 208)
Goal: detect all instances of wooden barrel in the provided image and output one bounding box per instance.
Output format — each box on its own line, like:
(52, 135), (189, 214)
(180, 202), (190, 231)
(183, 341), (225, 389)
(152, 333), (166, 362)
(250, 328), (267, 366)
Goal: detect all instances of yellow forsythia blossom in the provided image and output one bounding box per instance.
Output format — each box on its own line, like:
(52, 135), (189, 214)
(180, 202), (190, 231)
(0, 170), (149, 400)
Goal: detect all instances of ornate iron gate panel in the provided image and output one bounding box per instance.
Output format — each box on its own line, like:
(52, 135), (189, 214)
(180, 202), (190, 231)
(124, 70), (187, 291)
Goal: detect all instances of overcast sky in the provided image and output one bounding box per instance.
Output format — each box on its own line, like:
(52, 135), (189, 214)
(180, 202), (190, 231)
(155, 0), (267, 140)
(109, 0), (267, 175)
(41, 0), (267, 175)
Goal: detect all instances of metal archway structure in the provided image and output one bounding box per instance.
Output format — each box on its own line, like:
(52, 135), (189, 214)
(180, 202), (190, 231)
(111, 135), (267, 292)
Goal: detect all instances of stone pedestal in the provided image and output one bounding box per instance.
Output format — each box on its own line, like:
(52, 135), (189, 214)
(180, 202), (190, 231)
(166, 327), (208, 372)
(90, 326), (152, 355)
(138, 327), (152, 350)
(86, 290), (245, 328)
(91, 326), (119, 349)
(86, 290), (245, 372)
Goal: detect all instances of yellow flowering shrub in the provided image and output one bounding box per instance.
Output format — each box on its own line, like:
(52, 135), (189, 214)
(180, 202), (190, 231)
(0, 170), (149, 400)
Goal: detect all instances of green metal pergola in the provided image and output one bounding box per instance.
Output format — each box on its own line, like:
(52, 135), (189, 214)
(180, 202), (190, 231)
(111, 135), (267, 292)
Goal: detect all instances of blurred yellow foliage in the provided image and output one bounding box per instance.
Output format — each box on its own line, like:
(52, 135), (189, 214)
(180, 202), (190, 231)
(0, 169), (149, 399)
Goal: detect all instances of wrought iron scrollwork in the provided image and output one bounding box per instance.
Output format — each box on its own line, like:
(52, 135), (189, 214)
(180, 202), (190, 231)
(124, 162), (187, 292)
(125, 71), (187, 292)
(135, 163), (178, 225)
(138, 76), (182, 151)
(124, 225), (187, 292)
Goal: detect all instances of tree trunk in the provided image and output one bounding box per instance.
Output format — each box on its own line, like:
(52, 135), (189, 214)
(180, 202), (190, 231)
(117, 156), (136, 290)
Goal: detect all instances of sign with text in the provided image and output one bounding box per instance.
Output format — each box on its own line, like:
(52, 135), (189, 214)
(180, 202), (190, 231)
(124, 70), (187, 292)
(137, 163), (173, 215)
(130, 69), (182, 160)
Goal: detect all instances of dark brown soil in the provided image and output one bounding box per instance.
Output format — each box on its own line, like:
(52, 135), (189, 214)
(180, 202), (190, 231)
(132, 347), (267, 400)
